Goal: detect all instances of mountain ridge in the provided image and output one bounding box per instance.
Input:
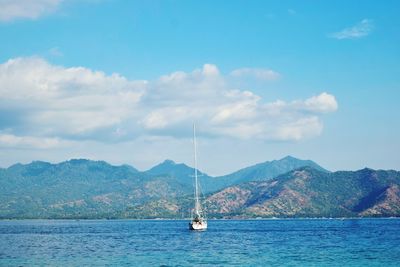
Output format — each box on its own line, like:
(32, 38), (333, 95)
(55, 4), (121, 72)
(1, 156), (399, 219)
(214, 155), (329, 184)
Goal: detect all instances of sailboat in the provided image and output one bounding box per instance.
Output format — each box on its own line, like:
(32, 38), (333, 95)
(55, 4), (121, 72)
(189, 124), (208, 231)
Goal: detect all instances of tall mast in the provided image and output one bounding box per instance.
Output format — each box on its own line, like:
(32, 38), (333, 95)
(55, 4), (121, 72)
(193, 123), (200, 216)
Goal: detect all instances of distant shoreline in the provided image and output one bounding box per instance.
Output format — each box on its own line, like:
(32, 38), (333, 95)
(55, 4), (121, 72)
(1, 217), (399, 221)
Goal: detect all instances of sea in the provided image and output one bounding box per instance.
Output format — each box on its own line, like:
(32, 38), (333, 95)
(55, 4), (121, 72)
(0, 219), (399, 266)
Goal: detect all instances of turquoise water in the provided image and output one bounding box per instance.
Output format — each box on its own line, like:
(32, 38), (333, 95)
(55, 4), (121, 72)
(0, 219), (399, 266)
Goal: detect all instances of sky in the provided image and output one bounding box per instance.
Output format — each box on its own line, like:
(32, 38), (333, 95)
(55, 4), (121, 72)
(0, 0), (399, 175)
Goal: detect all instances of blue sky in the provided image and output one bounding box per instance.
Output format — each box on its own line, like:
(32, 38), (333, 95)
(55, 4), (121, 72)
(0, 0), (399, 174)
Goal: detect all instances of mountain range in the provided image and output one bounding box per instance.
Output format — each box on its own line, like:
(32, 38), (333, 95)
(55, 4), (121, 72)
(0, 156), (399, 219)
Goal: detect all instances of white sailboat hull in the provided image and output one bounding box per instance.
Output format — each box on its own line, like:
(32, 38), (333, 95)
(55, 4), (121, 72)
(189, 221), (208, 230)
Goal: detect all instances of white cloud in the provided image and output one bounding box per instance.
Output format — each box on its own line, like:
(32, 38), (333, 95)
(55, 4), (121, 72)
(0, 0), (62, 22)
(0, 133), (69, 149)
(301, 92), (338, 113)
(329, 19), (374, 40)
(230, 67), (280, 81)
(0, 57), (145, 138)
(275, 117), (323, 141)
(0, 57), (338, 149)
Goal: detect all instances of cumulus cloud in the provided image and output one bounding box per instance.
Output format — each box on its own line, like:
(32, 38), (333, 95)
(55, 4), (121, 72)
(329, 19), (374, 40)
(230, 67), (280, 81)
(0, 57), (146, 138)
(300, 92), (338, 113)
(0, 57), (338, 149)
(0, 0), (62, 22)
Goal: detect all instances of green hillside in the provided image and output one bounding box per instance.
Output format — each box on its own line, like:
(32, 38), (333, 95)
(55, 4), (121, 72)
(1, 157), (398, 219)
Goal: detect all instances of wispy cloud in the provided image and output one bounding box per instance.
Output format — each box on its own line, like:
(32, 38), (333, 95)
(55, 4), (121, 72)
(0, 133), (69, 149)
(48, 46), (63, 57)
(230, 68), (280, 81)
(0, 0), (62, 22)
(329, 19), (374, 40)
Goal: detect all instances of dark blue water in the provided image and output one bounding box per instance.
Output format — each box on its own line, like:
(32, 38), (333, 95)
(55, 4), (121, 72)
(0, 219), (399, 266)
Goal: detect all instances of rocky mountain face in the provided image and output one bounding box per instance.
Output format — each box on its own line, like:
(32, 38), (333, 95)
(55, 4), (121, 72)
(205, 167), (400, 218)
(0, 157), (399, 219)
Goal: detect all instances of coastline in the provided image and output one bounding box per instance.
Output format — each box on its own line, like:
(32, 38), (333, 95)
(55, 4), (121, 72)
(1, 216), (399, 221)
